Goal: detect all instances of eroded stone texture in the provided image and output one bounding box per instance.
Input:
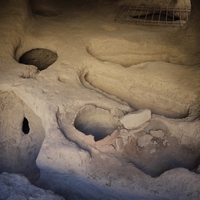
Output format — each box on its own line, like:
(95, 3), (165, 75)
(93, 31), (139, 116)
(0, 0), (200, 199)
(0, 91), (45, 182)
(137, 134), (153, 147)
(0, 173), (64, 200)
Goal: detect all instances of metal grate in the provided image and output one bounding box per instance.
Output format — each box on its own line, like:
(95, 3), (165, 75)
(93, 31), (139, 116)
(115, 6), (191, 27)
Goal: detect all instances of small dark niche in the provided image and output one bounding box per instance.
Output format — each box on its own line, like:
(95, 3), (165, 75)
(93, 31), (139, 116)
(19, 48), (58, 71)
(22, 117), (30, 134)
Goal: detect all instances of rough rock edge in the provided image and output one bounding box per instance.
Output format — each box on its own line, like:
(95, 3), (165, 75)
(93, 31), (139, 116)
(0, 172), (64, 200)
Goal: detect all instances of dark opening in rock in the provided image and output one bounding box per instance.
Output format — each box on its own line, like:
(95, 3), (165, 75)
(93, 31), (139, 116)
(22, 117), (30, 134)
(74, 105), (118, 141)
(19, 48), (58, 71)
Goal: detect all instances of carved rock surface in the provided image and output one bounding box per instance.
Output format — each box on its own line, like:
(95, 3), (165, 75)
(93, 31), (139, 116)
(0, 173), (64, 200)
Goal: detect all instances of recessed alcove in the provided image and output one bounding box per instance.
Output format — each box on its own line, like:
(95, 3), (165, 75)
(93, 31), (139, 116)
(18, 48), (58, 71)
(74, 105), (119, 141)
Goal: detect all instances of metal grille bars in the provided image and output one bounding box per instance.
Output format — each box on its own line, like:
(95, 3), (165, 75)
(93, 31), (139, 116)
(115, 6), (191, 27)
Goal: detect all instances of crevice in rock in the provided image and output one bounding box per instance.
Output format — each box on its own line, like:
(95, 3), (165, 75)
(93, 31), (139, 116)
(22, 117), (30, 134)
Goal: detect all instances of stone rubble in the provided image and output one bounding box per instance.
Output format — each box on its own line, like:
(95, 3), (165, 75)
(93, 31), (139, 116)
(137, 134), (153, 148)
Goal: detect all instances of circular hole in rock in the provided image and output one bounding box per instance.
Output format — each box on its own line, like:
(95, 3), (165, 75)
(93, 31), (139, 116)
(74, 105), (119, 141)
(19, 48), (58, 71)
(30, 0), (63, 17)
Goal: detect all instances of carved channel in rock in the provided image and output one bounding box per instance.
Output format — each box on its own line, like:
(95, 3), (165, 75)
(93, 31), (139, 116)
(19, 48), (58, 71)
(0, 91), (45, 182)
(83, 61), (200, 119)
(74, 105), (119, 141)
(86, 38), (170, 67)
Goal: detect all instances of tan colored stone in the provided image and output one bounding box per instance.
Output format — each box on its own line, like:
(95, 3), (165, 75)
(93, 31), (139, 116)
(150, 130), (165, 138)
(120, 109), (151, 130)
(137, 134), (153, 148)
